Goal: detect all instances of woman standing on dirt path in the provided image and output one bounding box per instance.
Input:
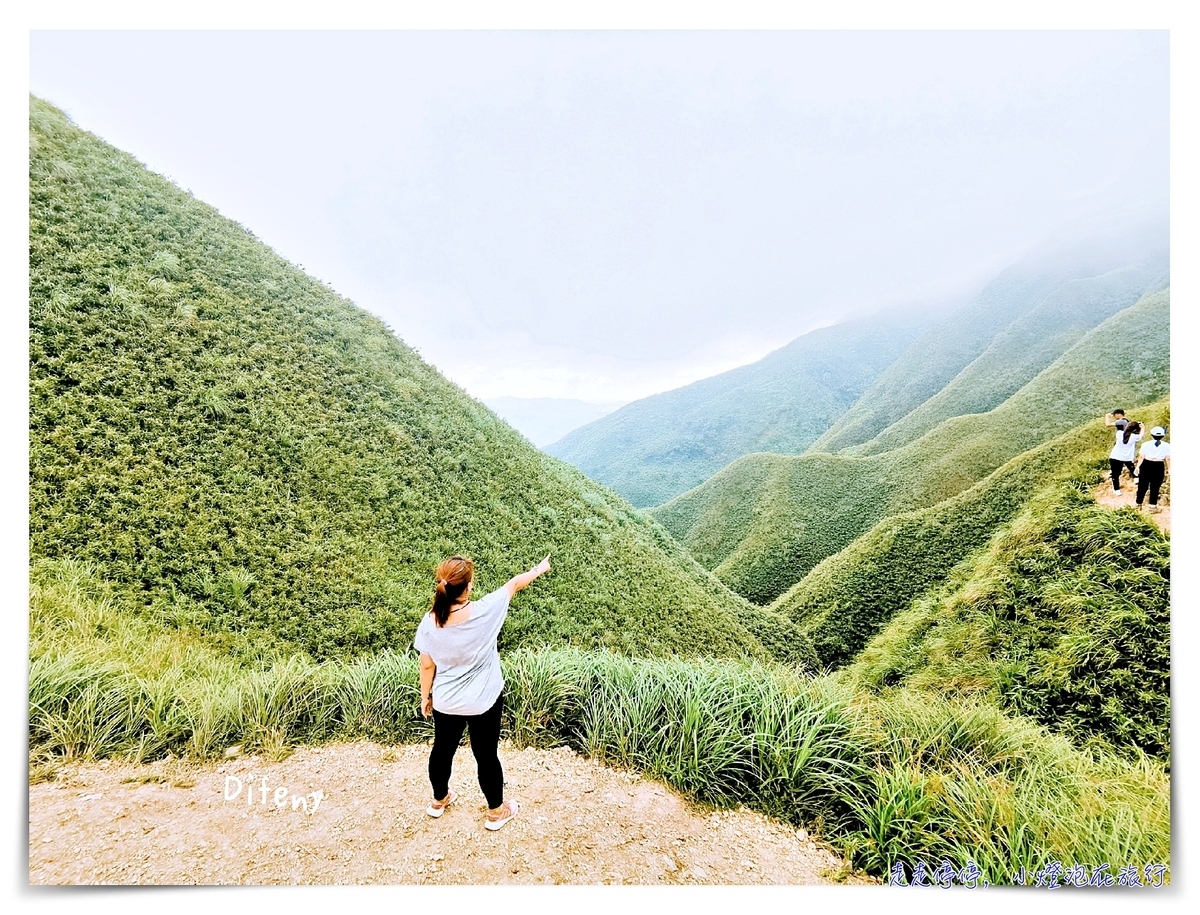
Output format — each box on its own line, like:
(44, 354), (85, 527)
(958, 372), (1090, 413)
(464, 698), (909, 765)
(1109, 420), (1143, 493)
(1135, 428), (1171, 513)
(414, 553), (552, 831)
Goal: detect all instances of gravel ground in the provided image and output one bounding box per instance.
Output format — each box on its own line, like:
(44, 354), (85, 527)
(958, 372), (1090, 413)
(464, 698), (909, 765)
(28, 740), (873, 886)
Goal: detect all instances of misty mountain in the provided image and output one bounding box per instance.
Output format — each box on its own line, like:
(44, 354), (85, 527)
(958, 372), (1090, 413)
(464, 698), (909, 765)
(653, 288), (1169, 605)
(810, 214), (1168, 455)
(484, 397), (625, 448)
(546, 314), (931, 508)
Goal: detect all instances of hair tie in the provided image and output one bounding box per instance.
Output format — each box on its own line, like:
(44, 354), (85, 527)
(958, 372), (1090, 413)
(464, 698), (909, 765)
(437, 578), (447, 587)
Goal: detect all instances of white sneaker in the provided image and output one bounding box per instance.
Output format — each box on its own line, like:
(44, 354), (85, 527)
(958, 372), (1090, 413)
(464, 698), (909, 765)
(427, 789), (457, 818)
(485, 799), (519, 831)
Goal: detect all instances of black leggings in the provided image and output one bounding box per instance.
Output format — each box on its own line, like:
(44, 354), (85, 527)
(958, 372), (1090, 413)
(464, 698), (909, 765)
(1110, 458), (1136, 490)
(1137, 461), (1166, 506)
(429, 692), (504, 808)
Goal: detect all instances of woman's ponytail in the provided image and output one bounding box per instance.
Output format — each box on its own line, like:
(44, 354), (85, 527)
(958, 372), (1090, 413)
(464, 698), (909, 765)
(431, 556), (474, 627)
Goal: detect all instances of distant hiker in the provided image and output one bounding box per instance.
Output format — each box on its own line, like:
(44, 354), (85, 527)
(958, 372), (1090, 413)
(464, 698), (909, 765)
(1109, 420), (1143, 493)
(1105, 409), (1127, 428)
(1135, 427), (1170, 512)
(414, 552), (552, 831)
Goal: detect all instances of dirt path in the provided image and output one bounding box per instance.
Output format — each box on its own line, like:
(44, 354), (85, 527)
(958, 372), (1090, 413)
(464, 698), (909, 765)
(29, 740), (870, 885)
(1093, 482), (1170, 533)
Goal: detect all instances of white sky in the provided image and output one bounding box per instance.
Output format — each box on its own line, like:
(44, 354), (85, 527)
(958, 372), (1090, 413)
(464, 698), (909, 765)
(28, 29), (1168, 402)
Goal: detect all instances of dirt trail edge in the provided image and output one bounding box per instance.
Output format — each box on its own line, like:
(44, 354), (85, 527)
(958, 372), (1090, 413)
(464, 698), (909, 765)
(29, 740), (873, 885)
(1093, 482), (1170, 533)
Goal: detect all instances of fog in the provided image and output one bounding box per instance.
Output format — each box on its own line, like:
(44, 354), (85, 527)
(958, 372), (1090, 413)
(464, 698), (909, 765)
(30, 30), (1168, 402)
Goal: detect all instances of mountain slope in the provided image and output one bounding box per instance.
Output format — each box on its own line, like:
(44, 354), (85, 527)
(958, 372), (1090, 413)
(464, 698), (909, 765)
(809, 219), (1168, 455)
(545, 315), (928, 508)
(780, 400), (1169, 671)
(652, 290), (1169, 604)
(846, 480), (1171, 758)
(27, 96), (791, 665)
(846, 260), (1166, 457)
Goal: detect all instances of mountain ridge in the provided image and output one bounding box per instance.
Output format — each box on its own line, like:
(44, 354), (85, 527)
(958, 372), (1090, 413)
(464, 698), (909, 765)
(652, 288), (1170, 605)
(547, 313), (930, 508)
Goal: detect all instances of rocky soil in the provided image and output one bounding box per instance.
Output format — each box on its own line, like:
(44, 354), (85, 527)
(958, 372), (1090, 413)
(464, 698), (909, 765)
(29, 740), (873, 886)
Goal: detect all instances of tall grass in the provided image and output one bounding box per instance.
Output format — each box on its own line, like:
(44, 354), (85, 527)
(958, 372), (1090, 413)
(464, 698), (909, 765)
(28, 632), (1168, 884)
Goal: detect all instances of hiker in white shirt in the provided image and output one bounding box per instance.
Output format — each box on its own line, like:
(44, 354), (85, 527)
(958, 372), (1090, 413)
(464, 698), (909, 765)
(1135, 427), (1171, 513)
(1109, 420), (1143, 494)
(414, 553), (551, 831)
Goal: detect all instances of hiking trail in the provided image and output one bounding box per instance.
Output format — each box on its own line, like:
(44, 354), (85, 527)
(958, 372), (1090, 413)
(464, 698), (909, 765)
(29, 740), (872, 885)
(1093, 482), (1170, 533)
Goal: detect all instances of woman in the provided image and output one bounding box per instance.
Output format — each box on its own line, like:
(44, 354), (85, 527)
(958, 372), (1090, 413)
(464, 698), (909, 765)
(413, 553), (551, 831)
(1135, 427), (1171, 513)
(1109, 420), (1143, 493)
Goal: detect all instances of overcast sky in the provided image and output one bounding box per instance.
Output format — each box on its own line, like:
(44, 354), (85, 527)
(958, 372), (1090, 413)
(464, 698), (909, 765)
(29, 30), (1168, 402)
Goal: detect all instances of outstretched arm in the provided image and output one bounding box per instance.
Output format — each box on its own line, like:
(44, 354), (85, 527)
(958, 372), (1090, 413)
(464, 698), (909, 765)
(505, 554), (551, 599)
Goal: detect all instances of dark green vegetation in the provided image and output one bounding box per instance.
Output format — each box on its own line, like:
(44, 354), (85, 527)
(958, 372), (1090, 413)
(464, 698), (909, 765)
(810, 219), (1167, 455)
(28, 97), (783, 664)
(546, 315), (928, 508)
(848, 484), (1170, 759)
(30, 559), (1168, 885)
(653, 292), (1170, 605)
(778, 402), (1169, 670)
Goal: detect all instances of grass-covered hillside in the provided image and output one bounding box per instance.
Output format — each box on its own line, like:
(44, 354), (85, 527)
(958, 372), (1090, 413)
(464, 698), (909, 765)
(652, 291), (1169, 605)
(809, 218), (1168, 455)
(28, 97), (790, 665)
(776, 401), (1170, 670)
(846, 261), (1166, 457)
(846, 483), (1170, 759)
(546, 314), (928, 508)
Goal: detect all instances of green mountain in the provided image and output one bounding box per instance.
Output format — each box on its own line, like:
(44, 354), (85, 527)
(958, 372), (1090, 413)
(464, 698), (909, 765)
(846, 473), (1170, 758)
(846, 262), (1166, 457)
(545, 314), (930, 508)
(28, 96), (796, 666)
(777, 402), (1169, 668)
(652, 289), (1170, 605)
(810, 222), (1168, 455)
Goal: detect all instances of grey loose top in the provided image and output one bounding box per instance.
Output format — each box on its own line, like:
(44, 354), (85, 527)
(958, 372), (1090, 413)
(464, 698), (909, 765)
(413, 586), (511, 716)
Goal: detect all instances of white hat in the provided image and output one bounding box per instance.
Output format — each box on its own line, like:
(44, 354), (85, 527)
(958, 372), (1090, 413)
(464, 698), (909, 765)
(1151, 426), (1166, 437)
